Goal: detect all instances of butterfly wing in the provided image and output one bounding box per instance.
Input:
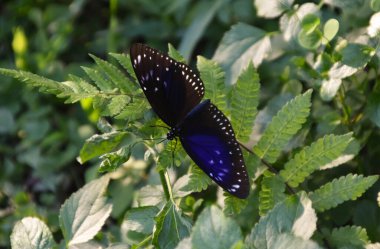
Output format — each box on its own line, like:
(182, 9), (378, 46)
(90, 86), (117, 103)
(130, 43), (205, 127)
(178, 100), (250, 198)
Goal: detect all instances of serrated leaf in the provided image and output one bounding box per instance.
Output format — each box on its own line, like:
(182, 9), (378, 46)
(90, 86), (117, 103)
(213, 23), (271, 85)
(254, 0), (294, 18)
(341, 43), (375, 68)
(183, 164), (212, 193)
(11, 217), (55, 249)
(122, 206), (159, 237)
(168, 43), (186, 63)
(223, 193), (248, 216)
(59, 176), (112, 246)
(109, 52), (137, 81)
(78, 131), (129, 164)
(253, 90), (312, 163)
(197, 56), (227, 113)
(309, 174), (379, 212)
(192, 206), (242, 249)
(114, 98), (149, 121)
(259, 171), (286, 216)
(82, 66), (114, 91)
(327, 226), (369, 248)
(230, 62), (260, 142)
(152, 201), (192, 249)
(280, 133), (353, 188)
(99, 146), (131, 172)
(90, 54), (133, 93)
(246, 193), (317, 249)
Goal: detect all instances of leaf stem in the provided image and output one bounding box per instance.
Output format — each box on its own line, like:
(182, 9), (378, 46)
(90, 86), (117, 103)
(238, 141), (296, 195)
(134, 234), (153, 249)
(159, 169), (173, 201)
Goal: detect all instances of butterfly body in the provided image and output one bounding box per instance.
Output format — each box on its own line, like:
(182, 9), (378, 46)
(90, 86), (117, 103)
(130, 43), (249, 198)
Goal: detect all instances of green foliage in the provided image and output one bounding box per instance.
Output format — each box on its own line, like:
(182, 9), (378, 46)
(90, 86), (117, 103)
(191, 206), (243, 249)
(197, 56), (227, 112)
(184, 164), (212, 193)
(223, 193), (248, 216)
(309, 174), (379, 212)
(327, 226), (369, 248)
(253, 90), (312, 163)
(280, 133), (353, 188)
(230, 62), (260, 142)
(259, 171), (286, 216)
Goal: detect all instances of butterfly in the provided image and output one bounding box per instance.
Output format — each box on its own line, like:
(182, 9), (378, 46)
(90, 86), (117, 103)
(130, 43), (249, 198)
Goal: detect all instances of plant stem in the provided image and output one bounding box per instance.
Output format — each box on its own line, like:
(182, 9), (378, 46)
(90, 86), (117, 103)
(134, 235), (152, 249)
(159, 169), (173, 201)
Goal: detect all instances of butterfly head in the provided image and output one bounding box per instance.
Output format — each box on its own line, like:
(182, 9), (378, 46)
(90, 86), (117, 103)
(166, 127), (180, 140)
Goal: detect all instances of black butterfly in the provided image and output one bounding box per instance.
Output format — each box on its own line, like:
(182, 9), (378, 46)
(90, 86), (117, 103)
(130, 43), (249, 198)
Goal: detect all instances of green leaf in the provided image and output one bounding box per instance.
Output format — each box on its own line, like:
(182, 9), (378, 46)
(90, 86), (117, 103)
(323, 19), (339, 43)
(298, 29), (322, 50)
(230, 62), (260, 142)
(78, 131), (129, 164)
(90, 54), (133, 93)
(327, 226), (369, 248)
(178, 0), (225, 61)
(93, 94), (131, 117)
(367, 92), (380, 128)
(192, 206), (243, 249)
(280, 3), (319, 41)
(114, 98), (149, 121)
(246, 193), (317, 248)
(152, 201), (192, 249)
(82, 66), (114, 91)
(122, 206), (159, 242)
(309, 174), (379, 212)
(213, 23), (270, 85)
(267, 233), (323, 249)
(253, 90), (312, 163)
(0, 68), (98, 103)
(183, 164), (212, 193)
(320, 78), (342, 101)
(172, 175), (193, 198)
(109, 52), (137, 81)
(223, 193), (248, 216)
(341, 43), (375, 68)
(259, 171), (286, 216)
(11, 217), (55, 249)
(371, 0), (380, 11)
(197, 56), (227, 112)
(175, 238), (192, 249)
(137, 185), (165, 207)
(254, 0), (294, 18)
(280, 133), (353, 188)
(99, 146), (131, 172)
(301, 14), (320, 34)
(168, 43), (186, 63)
(59, 176), (112, 246)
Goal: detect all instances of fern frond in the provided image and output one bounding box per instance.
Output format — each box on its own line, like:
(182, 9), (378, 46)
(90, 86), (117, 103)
(309, 174), (378, 212)
(230, 62), (260, 142)
(90, 54), (135, 93)
(81, 66), (114, 91)
(114, 98), (149, 121)
(327, 226), (369, 248)
(184, 164), (212, 193)
(197, 56), (227, 113)
(223, 193), (248, 216)
(253, 90), (312, 163)
(0, 68), (99, 103)
(168, 43), (186, 63)
(109, 52), (137, 81)
(259, 171), (286, 216)
(280, 133), (353, 188)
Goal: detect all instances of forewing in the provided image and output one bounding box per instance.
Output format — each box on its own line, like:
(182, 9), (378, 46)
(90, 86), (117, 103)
(130, 43), (204, 127)
(179, 100), (250, 198)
